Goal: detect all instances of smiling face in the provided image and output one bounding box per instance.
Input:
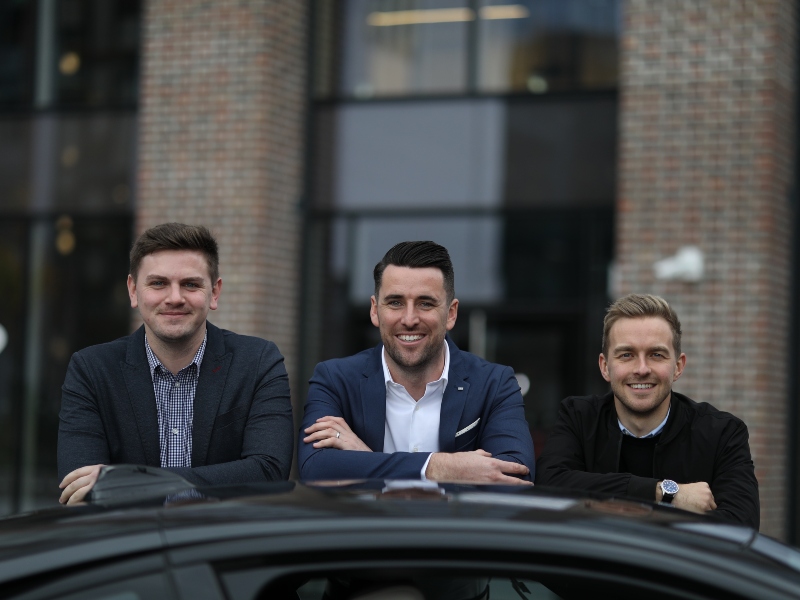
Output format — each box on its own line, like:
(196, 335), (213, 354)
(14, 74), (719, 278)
(127, 249), (221, 351)
(370, 265), (458, 384)
(599, 316), (686, 425)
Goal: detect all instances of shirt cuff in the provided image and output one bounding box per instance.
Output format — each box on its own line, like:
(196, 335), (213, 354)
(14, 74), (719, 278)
(420, 452), (434, 481)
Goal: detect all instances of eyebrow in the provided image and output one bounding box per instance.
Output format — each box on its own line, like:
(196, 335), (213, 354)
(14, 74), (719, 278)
(144, 275), (205, 284)
(382, 294), (439, 302)
(613, 344), (671, 354)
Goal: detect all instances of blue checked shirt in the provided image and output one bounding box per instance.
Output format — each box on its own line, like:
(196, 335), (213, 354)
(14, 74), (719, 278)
(145, 332), (207, 468)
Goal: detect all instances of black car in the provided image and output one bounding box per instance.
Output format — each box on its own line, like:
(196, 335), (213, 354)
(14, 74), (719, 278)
(1, 466), (799, 600)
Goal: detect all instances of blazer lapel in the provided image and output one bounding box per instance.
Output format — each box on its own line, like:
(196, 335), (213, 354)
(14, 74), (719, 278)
(360, 346), (388, 452)
(192, 323), (231, 466)
(438, 339), (469, 452)
(122, 326), (160, 467)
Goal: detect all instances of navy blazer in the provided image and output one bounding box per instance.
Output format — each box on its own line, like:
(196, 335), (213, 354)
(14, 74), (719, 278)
(298, 338), (535, 481)
(58, 322), (293, 485)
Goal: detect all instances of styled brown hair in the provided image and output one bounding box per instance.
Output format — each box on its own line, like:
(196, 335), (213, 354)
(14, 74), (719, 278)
(373, 241), (455, 302)
(129, 223), (219, 282)
(602, 293), (682, 356)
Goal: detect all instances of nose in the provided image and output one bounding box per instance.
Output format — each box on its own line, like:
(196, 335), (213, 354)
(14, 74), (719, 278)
(399, 304), (419, 327)
(634, 355), (651, 376)
(166, 282), (185, 304)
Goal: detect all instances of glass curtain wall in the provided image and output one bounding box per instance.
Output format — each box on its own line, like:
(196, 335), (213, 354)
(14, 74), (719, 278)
(0, 0), (139, 514)
(304, 0), (620, 454)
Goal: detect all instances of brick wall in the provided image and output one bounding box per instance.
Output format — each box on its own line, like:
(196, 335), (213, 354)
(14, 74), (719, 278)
(135, 0), (307, 401)
(617, 0), (796, 537)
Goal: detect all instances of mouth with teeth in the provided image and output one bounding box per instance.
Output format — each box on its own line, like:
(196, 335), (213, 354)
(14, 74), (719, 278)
(397, 334), (424, 342)
(629, 383), (655, 390)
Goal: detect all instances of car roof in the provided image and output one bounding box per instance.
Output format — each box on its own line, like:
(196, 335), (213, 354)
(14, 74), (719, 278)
(2, 472), (800, 600)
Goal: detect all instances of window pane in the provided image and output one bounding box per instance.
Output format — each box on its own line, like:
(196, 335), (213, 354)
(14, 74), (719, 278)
(7, 216), (133, 513)
(0, 220), (28, 515)
(0, 0), (36, 108)
(477, 0), (620, 93)
(0, 113), (136, 213)
(502, 96), (617, 207)
(317, 99), (505, 209)
(55, 0), (141, 107)
(338, 0), (471, 98)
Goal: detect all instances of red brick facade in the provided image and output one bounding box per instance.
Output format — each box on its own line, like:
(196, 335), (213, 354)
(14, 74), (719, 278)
(617, 0), (796, 537)
(136, 0), (307, 398)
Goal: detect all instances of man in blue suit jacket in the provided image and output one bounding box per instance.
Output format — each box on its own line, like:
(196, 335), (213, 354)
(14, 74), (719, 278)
(299, 241), (534, 483)
(58, 223), (293, 503)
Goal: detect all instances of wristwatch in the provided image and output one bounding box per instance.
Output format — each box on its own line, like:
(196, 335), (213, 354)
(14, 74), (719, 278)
(660, 479), (679, 504)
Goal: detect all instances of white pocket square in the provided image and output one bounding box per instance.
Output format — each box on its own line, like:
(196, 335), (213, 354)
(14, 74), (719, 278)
(455, 418), (480, 437)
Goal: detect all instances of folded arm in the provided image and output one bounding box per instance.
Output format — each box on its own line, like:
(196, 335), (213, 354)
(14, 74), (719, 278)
(535, 399), (658, 500)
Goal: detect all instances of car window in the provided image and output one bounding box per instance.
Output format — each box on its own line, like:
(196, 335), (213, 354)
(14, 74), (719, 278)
(294, 575), (558, 600)
(220, 567), (722, 600)
(47, 574), (171, 600)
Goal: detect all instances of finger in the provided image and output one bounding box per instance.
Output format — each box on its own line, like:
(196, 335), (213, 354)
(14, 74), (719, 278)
(66, 483), (93, 505)
(312, 437), (344, 449)
(59, 465), (95, 489)
(495, 460), (530, 476)
(60, 473), (93, 502)
(315, 416), (344, 425)
(60, 478), (89, 504)
(304, 422), (334, 434)
(303, 429), (340, 443)
(493, 473), (534, 486)
(472, 449), (492, 457)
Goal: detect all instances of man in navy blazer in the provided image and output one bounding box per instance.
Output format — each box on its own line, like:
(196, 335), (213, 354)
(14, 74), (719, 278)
(58, 223), (293, 504)
(299, 241), (534, 483)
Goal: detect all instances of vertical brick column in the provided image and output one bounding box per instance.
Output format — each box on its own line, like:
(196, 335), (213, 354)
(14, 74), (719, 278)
(136, 1), (307, 389)
(617, 0), (796, 537)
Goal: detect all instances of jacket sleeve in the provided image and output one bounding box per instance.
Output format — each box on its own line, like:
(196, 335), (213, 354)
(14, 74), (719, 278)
(171, 342), (294, 485)
(473, 365), (535, 480)
(297, 362), (430, 480)
(534, 397), (658, 501)
(709, 419), (760, 529)
(58, 352), (112, 480)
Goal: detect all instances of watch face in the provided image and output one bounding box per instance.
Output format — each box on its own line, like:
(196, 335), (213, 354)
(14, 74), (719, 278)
(662, 480), (679, 495)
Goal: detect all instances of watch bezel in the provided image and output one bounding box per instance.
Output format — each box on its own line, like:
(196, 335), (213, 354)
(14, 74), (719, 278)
(661, 479), (679, 503)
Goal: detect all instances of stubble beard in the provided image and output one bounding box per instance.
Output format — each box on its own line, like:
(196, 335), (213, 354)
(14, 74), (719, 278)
(384, 334), (444, 377)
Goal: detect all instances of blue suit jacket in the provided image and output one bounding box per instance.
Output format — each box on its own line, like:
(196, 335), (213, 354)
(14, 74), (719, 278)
(298, 338), (535, 481)
(58, 322), (294, 485)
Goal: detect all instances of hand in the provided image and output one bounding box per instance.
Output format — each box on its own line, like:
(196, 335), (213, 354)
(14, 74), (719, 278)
(59, 464), (104, 505)
(425, 450), (532, 485)
(303, 416), (372, 452)
(672, 482), (717, 513)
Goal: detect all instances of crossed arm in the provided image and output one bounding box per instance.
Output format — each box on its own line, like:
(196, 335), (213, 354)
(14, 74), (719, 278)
(535, 400), (759, 528)
(58, 347), (294, 505)
(303, 415), (530, 484)
(298, 363), (534, 484)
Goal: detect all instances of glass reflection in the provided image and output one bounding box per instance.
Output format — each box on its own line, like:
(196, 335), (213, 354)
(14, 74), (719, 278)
(340, 0), (471, 97)
(478, 0), (620, 93)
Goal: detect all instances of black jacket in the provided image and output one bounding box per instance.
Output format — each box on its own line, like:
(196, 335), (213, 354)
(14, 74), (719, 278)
(535, 391), (760, 529)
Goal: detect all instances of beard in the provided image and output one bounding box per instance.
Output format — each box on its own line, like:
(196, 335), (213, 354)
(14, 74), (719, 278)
(383, 334), (445, 376)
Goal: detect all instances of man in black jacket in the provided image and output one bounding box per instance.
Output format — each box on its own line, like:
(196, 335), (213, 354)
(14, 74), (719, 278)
(535, 293), (760, 529)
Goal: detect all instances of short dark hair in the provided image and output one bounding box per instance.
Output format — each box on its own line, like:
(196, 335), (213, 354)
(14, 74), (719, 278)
(129, 223), (219, 282)
(602, 293), (682, 356)
(373, 241), (455, 302)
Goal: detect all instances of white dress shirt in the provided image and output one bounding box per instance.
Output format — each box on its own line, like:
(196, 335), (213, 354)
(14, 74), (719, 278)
(382, 342), (450, 478)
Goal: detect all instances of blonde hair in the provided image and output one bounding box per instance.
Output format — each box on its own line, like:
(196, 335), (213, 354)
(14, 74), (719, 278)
(602, 293), (682, 356)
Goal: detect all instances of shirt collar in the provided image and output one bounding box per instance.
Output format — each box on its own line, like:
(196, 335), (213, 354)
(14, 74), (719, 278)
(145, 330), (207, 377)
(618, 406), (670, 438)
(381, 340), (450, 388)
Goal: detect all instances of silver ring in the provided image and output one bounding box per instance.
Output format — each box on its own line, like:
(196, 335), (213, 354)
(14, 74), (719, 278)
(336, 431), (340, 439)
